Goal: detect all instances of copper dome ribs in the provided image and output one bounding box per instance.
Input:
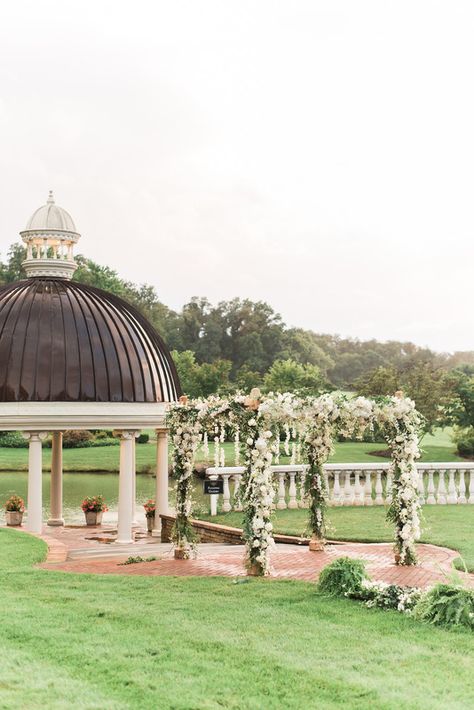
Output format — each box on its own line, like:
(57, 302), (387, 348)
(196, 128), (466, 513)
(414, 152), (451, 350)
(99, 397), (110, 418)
(0, 278), (181, 403)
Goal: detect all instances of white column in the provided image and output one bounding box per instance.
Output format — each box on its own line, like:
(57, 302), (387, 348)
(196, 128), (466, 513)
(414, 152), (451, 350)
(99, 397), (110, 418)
(131, 434), (139, 525)
(116, 431), (138, 545)
(152, 430), (169, 537)
(48, 431), (64, 526)
(417, 469), (425, 505)
(208, 473), (219, 516)
(24, 432), (47, 534)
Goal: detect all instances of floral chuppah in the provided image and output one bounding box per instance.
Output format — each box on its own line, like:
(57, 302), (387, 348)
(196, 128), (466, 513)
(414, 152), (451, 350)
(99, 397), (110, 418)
(167, 390), (423, 574)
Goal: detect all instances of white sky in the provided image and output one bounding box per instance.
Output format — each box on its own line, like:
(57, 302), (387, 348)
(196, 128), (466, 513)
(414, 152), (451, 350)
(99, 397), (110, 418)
(0, 0), (472, 352)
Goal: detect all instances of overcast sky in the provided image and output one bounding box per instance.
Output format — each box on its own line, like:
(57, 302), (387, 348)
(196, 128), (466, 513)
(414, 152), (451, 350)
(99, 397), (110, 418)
(0, 1), (472, 353)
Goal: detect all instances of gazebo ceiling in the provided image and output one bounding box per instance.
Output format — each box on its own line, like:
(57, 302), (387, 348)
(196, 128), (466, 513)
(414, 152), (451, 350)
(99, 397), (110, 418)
(0, 278), (181, 403)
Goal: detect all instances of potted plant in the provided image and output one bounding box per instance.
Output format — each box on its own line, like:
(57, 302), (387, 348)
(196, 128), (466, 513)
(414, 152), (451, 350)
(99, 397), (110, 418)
(81, 495), (107, 526)
(4, 495), (25, 526)
(143, 498), (156, 532)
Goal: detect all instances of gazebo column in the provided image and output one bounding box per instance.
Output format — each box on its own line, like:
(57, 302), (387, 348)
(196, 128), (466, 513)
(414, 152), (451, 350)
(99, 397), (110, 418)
(48, 431), (64, 526)
(131, 434), (139, 525)
(116, 430), (138, 545)
(23, 432), (47, 534)
(152, 430), (169, 537)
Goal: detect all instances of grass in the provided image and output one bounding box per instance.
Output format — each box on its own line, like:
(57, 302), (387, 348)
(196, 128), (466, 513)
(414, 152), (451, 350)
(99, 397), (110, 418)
(0, 427), (462, 472)
(0, 529), (473, 709)
(204, 506), (474, 573)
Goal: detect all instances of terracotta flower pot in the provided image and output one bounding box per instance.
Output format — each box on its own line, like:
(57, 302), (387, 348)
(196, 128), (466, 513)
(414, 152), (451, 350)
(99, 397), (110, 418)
(5, 511), (23, 526)
(85, 511), (103, 526)
(174, 546), (190, 560)
(309, 535), (325, 552)
(247, 561), (264, 576)
(146, 515), (155, 533)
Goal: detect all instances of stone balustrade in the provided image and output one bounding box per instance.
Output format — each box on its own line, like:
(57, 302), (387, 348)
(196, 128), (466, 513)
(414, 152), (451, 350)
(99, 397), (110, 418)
(204, 462), (474, 514)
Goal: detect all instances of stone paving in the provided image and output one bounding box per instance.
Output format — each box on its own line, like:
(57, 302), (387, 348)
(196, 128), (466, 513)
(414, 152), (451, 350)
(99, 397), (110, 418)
(35, 524), (474, 588)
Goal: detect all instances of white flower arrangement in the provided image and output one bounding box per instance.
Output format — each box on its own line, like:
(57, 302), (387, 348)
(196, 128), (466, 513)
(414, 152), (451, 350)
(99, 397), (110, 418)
(167, 389), (422, 572)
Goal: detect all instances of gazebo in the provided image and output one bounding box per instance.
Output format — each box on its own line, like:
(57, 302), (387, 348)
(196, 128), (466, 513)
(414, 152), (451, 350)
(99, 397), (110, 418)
(0, 192), (181, 543)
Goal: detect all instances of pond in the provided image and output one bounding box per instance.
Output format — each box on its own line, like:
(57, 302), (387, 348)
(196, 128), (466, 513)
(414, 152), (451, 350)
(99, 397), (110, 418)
(0, 471), (211, 525)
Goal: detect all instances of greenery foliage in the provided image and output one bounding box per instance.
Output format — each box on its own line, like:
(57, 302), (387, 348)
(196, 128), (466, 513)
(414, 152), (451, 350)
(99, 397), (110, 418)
(0, 432), (28, 448)
(414, 583), (474, 630)
(317, 557), (369, 596)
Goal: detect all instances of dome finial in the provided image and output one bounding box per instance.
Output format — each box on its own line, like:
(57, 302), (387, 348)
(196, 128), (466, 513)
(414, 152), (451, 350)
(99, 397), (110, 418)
(47, 190), (54, 204)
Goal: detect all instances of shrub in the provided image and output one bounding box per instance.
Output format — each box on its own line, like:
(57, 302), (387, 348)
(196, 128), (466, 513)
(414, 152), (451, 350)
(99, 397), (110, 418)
(63, 430), (94, 448)
(4, 495), (25, 512)
(137, 433), (150, 444)
(0, 431), (28, 448)
(317, 557), (369, 597)
(414, 583), (474, 630)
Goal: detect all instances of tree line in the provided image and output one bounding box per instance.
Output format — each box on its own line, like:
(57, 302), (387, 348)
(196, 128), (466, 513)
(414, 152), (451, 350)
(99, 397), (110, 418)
(1, 243), (473, 448)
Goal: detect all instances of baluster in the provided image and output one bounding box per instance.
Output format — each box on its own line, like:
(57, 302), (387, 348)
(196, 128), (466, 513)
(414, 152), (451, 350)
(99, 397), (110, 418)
(374, 470), (384, 505)
(298, 470), (309, 508)
(437, 469), (447, 504)
(323, 469), (330, 499)
(364, 471), (373, 506)
(343, 471), (352, 506)
(353, 470), (363, 506)
(458, 469), (467, 505)
(447, 470), (458, 504)
(385, 471), (393, 504)
(277, 471), (287, 509)
(417, 469), (425, 505)
(469, 471), (474, 504)
(222, 474), (232, 512)
(288, 472), (298, 509)
(208, 473), (218, 516)
(332, 471), (342, 506)
(233, 474), (243, 511)
(426, 469), (436, 504)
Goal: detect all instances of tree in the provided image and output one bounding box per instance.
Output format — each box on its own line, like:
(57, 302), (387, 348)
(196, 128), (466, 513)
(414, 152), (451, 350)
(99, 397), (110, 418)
(171, 351), (232, 398)
(357, 361), (458, 434)
(446, 373), (474, 430)
(263, 359), (327, 397)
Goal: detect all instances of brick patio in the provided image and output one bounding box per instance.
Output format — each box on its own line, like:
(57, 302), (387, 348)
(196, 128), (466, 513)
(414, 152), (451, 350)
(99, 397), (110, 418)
(34, 524), (474, 588)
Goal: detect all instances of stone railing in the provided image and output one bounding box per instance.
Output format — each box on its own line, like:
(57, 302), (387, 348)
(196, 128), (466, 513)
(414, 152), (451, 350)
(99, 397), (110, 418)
(205, 462), (474, 514)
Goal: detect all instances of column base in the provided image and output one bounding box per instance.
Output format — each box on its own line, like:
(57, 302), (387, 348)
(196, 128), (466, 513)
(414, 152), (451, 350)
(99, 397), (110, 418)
(115, 538), (134, 545)
(47, 518), (65, 527)
(151, 528), (161, 538)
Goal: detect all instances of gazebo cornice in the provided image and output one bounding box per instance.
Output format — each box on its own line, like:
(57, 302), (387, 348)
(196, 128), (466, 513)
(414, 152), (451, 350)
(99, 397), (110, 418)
(0, 401), (169, 431)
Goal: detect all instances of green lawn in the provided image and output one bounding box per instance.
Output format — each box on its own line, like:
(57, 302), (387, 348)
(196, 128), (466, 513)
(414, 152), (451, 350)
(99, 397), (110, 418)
(204, 506), (474, 573)
(0, 427), (461, 472)
(0, 529), (473, 709)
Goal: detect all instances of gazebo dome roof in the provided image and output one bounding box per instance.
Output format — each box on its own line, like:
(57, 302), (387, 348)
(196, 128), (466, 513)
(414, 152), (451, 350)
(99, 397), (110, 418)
(25, 191), (77, 233)
(0, 278), (181, 403)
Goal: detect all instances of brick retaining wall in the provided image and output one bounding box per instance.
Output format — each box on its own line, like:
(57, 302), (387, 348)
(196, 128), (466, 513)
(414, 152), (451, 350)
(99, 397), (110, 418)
(160, 514), (309, 546)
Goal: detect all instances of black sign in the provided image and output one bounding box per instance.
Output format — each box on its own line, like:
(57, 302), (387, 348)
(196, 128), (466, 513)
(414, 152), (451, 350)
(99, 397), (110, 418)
(204, 479), (224, 495)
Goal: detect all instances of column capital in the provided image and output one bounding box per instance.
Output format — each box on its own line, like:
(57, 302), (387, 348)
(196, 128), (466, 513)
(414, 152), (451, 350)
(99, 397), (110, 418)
(22, 431), (48, 442)
(156, 429), (169, 439)
(113, 430), (140, 440)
